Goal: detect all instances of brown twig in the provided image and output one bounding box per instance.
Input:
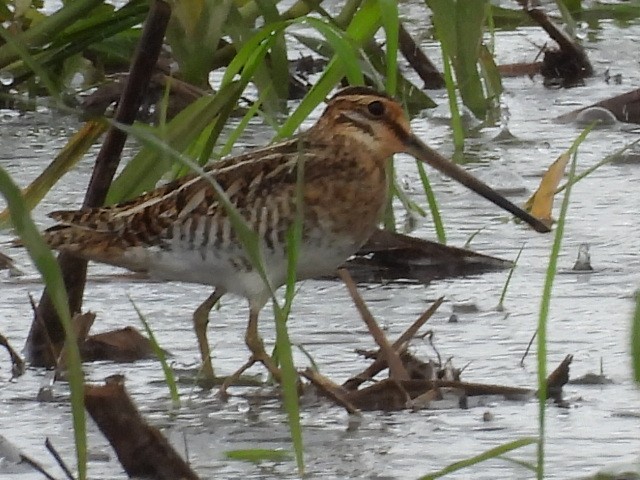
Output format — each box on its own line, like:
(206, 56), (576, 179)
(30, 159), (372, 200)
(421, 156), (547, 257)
(27, 0), (173, 367)
(343, 297), (444, 390)
(300, 368), (360, 415)
(338, 269), (409, 381)
(45, 437), (74, 480)
(14, 451), (57, 480)
(520, 328), (538, 366)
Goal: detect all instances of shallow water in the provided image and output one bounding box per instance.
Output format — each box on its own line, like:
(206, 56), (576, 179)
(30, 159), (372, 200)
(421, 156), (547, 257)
(1, 8), (640, 480)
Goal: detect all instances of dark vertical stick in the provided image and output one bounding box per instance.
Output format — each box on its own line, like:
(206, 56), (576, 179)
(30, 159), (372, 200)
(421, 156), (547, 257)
(25, 0), (172, 366)
(398, 24), (445, 89)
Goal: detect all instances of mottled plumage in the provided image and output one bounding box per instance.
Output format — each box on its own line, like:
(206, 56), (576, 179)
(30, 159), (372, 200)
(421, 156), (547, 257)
(43, 86), (547, 389)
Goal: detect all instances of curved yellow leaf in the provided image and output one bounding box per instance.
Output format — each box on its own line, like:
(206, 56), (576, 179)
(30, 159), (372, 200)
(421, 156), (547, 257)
(525, 151), (570, 226)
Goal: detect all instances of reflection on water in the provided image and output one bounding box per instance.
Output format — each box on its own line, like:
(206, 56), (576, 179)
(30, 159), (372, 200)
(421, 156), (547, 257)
(1, 15), (640, 480)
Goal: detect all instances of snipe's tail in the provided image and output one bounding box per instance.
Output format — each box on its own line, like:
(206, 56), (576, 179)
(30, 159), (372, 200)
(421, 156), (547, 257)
(39, 224), (151, 273)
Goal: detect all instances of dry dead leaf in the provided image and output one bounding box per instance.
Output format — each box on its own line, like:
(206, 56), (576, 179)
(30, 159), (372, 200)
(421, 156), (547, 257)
(525, 151), (571, 226)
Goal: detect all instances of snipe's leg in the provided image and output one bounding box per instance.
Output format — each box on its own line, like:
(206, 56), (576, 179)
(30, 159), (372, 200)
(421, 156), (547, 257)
(219, 308), (281, 396)
(193, 288), (224, 383)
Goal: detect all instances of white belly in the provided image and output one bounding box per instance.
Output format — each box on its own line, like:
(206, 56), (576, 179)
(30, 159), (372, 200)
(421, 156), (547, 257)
(137, 233), (359, 308)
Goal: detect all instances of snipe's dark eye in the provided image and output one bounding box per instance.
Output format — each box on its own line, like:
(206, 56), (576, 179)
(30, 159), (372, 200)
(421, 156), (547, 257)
(367, 100), (385, 116)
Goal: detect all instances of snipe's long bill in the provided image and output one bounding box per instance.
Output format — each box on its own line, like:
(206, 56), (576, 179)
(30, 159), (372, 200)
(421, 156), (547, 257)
(403, 137), (549, 233)
(42, 86), (549, 392)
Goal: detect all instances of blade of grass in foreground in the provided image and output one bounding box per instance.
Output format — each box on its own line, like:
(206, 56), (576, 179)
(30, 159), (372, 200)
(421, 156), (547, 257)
(536, 125), (592, 479)
(271, 143), (306, 474)
(377, 0), (398, 95)
(129, 297), (180, 408)
(0, 167), (87, 480)
(418, 437), (537, 479)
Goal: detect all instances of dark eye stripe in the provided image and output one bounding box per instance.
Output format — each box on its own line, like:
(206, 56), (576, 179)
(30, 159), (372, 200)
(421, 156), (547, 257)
(382, 117), (410, 144)
(336, 112), (376, 137)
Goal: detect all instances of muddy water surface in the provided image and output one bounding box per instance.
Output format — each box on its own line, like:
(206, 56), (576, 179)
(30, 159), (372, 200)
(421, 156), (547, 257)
(1, 11), (640, 480)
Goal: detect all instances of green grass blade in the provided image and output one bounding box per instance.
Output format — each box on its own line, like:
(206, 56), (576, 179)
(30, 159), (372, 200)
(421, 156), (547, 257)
(273, 302), (303, 472)
(218, 89), (269, 159)
(0, 0), (104, 67)
(303, 17), (364, 85)
(106, 81), (244, 203)
(535, 125), (592, 479)
(278, 0), (381, 138)
(377, 0), (398, 95)
(498, 454), (537, 472)
(555, 0), (578, 37)
(556, 137), (640, 194)
(253, 0), (290, 103)
(419, 437), (537, 479)
(0, 120), (107, 229)
(221, 20), (288, 87)
(416, 161), (446, 244)
(0, 25), (60, 97)
(193, 86), (244, 169)
(225, 449), (292, 463)
(0, 168), (87, 480)
(273, 144), (306, 474)
(478, 43), (503, 114)
(497, 243), (525, 310)
(129, 297), (180, 408)
(633, 291), (640, 384)
(440, 46), (464, 151)
(455, 0), (489, 119)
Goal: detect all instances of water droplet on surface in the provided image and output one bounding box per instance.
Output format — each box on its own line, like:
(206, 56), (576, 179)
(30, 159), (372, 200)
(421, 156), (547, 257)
(576, 107), (617, 126)
(0, 70), (14, 86)
(70, 72), (84, 88)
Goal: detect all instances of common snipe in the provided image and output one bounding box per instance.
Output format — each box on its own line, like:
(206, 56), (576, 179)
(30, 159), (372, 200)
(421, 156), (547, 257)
(43, 86), (548, 389)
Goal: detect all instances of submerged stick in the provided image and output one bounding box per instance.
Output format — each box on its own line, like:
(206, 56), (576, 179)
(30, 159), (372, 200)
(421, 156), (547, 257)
(85, 376), (199, 480)
(26, 0), (172, 366)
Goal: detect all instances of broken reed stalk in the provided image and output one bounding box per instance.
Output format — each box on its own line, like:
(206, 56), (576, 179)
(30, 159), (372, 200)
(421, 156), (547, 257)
(312, 354), (572, 413)
(343, 296), (444, 390)
(26, 0), (172, 366)
(527, 8), (591, 70)
(0, 331), (25, 377)
(85, 377), (199, 480)
(337, 268), (410, 381)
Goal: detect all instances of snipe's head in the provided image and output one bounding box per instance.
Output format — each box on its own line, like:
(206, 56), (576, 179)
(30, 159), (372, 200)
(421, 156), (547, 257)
(316, 86), (551, 233)
(316, 87), (411, 159)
